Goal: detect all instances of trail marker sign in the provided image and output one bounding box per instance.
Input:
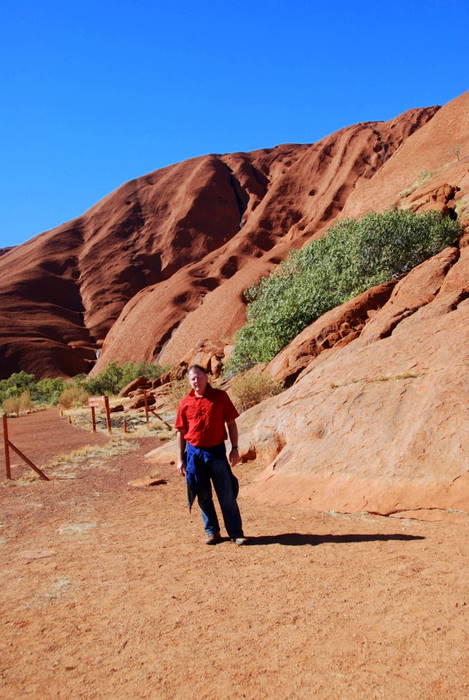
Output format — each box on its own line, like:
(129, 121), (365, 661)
(88, 396), (112, 433)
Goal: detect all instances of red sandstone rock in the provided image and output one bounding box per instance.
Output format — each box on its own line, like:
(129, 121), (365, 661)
(2, 92), (469, 521)
(266, 280), (396, 386)
(118, 377), (151, 397)
(151, 370), (172, 388)
(144, 91), (469, 519)
(100, 107), (440, 372)
(0, 102), (440, 378)
(127, 392), (156, 410)
(147, 243), (469, 518)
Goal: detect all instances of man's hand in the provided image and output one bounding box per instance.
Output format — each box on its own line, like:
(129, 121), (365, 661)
(229, 447), (240, 467)
(227, 420), (240, 467)
(176, 431), (186, 476)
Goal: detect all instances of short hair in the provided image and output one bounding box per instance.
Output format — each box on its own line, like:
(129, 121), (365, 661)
(188, 364), (208, 375)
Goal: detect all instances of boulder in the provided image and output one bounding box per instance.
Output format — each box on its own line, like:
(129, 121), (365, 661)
(118, 377), (151, 397)
(267, 280), (396, 386)
(128, 392), (156, 410)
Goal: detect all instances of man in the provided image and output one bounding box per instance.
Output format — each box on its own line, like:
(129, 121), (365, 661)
(175, 364), (246, 545)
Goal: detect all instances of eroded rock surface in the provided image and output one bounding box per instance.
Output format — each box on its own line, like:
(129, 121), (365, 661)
(0, 103), (440, 377)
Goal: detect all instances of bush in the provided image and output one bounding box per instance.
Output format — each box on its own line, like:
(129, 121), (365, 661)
(229, 209), (461, 370)
(84, 361), (167, 396)
(0, 362), (169, 409)
(32, 377), (65, 405)
(230, 372), (283, 412)
(0, 371), (36, 404)
(2, 392), (34, 416)
(2, 396), (21, 416)
(58, 385), (90, 409)
(19, 391), (34, 413)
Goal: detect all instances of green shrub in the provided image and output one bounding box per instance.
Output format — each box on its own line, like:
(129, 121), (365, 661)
(229, 209), (461, 370)
(0, 371), (36, 403)
(0, 362), (168, 408)
(32, 377), (65, 405)
(230, 373), (283, 412)
(83, 361), (167, 396)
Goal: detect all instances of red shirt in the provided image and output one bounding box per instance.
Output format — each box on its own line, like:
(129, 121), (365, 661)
(175, 385), (239, 448)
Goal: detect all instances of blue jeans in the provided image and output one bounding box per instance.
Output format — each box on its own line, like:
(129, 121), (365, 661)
(196, 457), (244, 539)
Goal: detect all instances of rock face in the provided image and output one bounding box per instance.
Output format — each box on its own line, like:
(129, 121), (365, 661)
(237, 240), (469, 519)
(4, 88), (467, 520)
(0, 103), (440, 378)
(266, 280), (397, 386)
(143, 90), (469, 519)
(147, 238), (469, 518)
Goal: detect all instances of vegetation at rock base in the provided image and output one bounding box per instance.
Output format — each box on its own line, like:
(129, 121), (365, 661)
(0, 362), (167, 412)
(228, 209), (461, 371)
(58, 385), (91, 409)
(230, 372), (283, 412)
(2, 391), (34, 416)
(0, 371), (36, 404)
(83, 361), (166, 396)
(167, 379), (191, 411)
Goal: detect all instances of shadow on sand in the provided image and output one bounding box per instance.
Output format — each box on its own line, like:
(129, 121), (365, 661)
(244, 533), (425, 546)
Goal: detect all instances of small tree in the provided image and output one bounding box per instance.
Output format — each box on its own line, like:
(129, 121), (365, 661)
(0, 371), (36, 404)
(229, 209), (461, 371)
(84, 361), (167, 395)
(33, 377), (65, 405)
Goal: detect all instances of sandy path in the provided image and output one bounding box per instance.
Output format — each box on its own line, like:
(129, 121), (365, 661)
(0, 412), (468, 698)
(2, 408), (111, 473)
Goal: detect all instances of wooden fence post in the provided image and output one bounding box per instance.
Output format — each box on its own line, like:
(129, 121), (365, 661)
(2, 414), (49, 481)
(104, 396), (112, 434)
(3, 414), (11, 479)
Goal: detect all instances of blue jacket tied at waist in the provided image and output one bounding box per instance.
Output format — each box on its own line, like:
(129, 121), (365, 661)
(185, 442), (239, 510)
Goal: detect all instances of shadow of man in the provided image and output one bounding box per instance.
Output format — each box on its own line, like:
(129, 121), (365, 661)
(244, 533), (425, 546)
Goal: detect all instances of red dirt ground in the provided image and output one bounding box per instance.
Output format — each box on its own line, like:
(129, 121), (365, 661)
(1, 411), (468, 698)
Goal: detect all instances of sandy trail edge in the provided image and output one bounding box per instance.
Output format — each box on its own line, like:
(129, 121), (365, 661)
(0, 412), (468, 699)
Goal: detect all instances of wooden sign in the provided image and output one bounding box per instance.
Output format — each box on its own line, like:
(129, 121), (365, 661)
(88, 396), (112, 433)
(88, 396), (106, 408)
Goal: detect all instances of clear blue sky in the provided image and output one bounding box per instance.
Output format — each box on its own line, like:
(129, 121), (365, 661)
(1, 0), (467, 247)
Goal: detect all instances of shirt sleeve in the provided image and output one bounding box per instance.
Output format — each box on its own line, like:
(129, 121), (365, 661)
(174, 401), (187, 432)
(223, 391), (239, 422)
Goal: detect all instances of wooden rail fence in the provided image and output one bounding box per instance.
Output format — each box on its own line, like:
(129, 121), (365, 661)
(2, 414), (49, 481)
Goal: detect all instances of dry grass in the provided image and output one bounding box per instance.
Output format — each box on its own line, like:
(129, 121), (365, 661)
(46, 439), (138, 468)
(230, 372), (283, 412)
(59, 385), (90, 409)
(3, 396), (22, 416)
(2, 391), (34, 416)
(398, 169), (437, 199)
(167, 379), (190, 410)
(61, 401), (175, 439)
(330, 371), (422, 389)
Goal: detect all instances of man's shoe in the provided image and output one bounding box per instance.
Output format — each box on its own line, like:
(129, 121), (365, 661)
(205, 532), (221, 545)
(233, 537), (247, 546)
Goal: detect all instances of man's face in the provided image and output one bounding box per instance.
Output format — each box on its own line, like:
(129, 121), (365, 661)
(188, 368), (208, 396)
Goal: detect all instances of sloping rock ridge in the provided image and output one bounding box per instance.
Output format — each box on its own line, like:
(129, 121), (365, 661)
(145, 90), (469, 519)
(0, 101), (442, 378)
(147, 236), (469, 519)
